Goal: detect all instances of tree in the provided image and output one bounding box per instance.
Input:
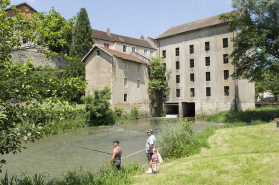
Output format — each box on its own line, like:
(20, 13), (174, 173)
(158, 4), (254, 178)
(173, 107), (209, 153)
(70, 8), (93, 61)
(148, 57), (170, 116)
(220, 0), (279, 81)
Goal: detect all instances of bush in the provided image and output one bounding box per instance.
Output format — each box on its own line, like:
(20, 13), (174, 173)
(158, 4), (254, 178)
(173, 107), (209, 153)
(199, 106), (279, 123)
(131, 107), (140, 119)
(82, 87), (114, 126)
(157, 119), (218, 159)
(0, 163), (144, 185)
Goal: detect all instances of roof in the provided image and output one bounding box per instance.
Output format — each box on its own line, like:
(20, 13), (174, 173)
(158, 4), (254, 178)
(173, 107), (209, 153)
(147, 37), (158, 46)
(91, 29), (155, 49)
(81, 45), (146, 64)
(4, 2), (37, 13)
(156, 13), (230, 40)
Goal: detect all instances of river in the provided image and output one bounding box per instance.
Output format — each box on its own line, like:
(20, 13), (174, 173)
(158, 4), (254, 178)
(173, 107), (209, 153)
(2, 118), (221, 178)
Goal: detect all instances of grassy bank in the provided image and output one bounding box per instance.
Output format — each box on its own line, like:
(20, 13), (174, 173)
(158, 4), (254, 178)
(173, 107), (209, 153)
(1, 163), (144, 185)
(133, 122), (279, 184)
(198, 106), (279, 123)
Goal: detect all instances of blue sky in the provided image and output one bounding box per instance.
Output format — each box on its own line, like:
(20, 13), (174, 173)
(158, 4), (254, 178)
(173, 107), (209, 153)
(10, 0), (233, 39)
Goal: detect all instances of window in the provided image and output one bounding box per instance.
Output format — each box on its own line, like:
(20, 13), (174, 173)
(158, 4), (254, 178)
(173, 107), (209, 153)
(205, 42), (210, 51)
(124, 61), (128, 71)
(175, 48), (179, 56)
(97, 50), (100, 56)
(137, 80), (141, 88)
(144, 49), (147, 56)
(224, 70), (229, 80)
(124, 78), (128, 87)
(176, 75), (180, 83)
(190, 88), (195, 97)
(104, 43), (109, 49)
(176, 89), (180, 97)
(124, 94), (127, 102)
(190, 73), (195, 82)
(223, 54), (229, 64)
(190, 45), (194, 54)
(205, 57), (210, 66)
(223, 38), (228, 48)
(206, 87), (211, 96)
(176, 61), (180, 70)
(162, 50), (166, 58)
(132, 47), (136, 52)
(137, 64), (140, 73)
(150, 50), (153, 57)
(190, 59), (194, 68)
(206, 72), (211, 81)
(224, 86), (229, 96)
(123, 45), (127, 52)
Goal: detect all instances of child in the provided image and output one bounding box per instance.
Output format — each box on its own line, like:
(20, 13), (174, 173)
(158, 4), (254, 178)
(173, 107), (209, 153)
(151, 148), (159, 174)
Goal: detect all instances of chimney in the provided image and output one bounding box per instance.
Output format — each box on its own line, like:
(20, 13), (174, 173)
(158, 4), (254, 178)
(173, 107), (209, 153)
(107, 28), (110, 35)
(140, 35), (145, 40)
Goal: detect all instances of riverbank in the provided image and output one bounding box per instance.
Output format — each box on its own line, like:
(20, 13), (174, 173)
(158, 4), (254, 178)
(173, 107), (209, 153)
(133, 122), (279, 184)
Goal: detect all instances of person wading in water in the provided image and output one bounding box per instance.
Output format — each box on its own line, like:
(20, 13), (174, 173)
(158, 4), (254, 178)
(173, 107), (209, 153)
(110, 140), (122, 170)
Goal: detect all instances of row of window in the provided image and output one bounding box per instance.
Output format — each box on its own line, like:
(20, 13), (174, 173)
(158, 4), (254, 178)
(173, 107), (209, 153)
(122, 45), (154, 57)
(163, 38), (229, 58)
(175, 70), (229, 83)
(124, 78), (141, 88)
(176, 86), (230, 97)
(174, 54), (229, 70)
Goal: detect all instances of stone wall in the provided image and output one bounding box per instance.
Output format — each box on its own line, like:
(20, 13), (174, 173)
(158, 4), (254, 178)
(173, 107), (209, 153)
(112, 103), (151, 118)
(11, 49), (68, 68)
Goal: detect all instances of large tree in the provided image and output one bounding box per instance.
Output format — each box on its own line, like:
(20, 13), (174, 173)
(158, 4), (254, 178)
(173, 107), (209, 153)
(220, 0), (279, 81)
(70, 8), (93, 61)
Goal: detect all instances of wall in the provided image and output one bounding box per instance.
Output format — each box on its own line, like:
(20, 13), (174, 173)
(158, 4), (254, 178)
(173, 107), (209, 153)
(11, 49), (68, 68)
(85, 49), (112, 95)
(111, 57), (150, 116)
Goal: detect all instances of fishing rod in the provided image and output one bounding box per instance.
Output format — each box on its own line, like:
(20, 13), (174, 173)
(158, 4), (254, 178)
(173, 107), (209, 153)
(45, 140), (111, 155)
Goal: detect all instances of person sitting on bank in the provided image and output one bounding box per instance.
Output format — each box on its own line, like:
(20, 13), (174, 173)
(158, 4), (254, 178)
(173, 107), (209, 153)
(110, 140), (122, 170)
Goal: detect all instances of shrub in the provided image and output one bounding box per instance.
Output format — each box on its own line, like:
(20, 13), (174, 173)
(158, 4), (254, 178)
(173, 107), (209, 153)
(0, 163), (144, 185)
(131, 107), (140, 119)
(157, 119), (218, 159)
(82, 87), (114, 126)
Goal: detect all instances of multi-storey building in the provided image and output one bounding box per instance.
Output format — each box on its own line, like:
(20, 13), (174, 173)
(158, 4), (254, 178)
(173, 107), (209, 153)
(156, 14), (255, 116)
(91, 28), (157, 58)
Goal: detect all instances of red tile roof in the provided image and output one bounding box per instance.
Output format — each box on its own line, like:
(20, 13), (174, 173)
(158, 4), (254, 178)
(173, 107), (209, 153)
(92, 29), (155, 49)
(81, 45), (147, 65)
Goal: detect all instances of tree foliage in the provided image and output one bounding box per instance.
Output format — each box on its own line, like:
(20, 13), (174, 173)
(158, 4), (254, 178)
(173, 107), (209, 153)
(220, 0), (279, 81)
(82, 87), (114, 126)
(148, 57), (170, 116)
(70, 8), (93, 61)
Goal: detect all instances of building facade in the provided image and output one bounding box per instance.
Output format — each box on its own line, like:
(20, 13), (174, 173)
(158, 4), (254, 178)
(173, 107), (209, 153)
(82, 45), (150, 116)
(156, 14), (255, 116)
(91, 28), (157, 58)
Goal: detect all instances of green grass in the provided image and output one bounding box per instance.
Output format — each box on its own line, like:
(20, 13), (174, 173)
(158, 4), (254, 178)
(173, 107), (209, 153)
(198, 106), (279, 123)
(133, 122), (279, 185)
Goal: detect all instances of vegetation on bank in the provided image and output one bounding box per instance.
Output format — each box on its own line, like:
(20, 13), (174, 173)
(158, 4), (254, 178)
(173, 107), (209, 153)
(134, 122), (279, 185)
(1, 163), (144, 185)
(198, 106), (279, 123)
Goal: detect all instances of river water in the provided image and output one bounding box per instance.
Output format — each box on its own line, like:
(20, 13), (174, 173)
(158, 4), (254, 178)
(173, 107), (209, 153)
(2, 118), (221, 178)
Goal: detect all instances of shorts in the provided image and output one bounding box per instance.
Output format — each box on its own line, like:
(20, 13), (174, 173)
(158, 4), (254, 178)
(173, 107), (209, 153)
(152, 163), (158, 172)
(146, 153), (153, 158)
(115, 164), (121, 170)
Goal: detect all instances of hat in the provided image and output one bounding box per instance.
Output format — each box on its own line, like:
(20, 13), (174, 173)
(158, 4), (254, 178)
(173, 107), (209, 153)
(146, 129), (153, 133)
(113, 140), (119, 144)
